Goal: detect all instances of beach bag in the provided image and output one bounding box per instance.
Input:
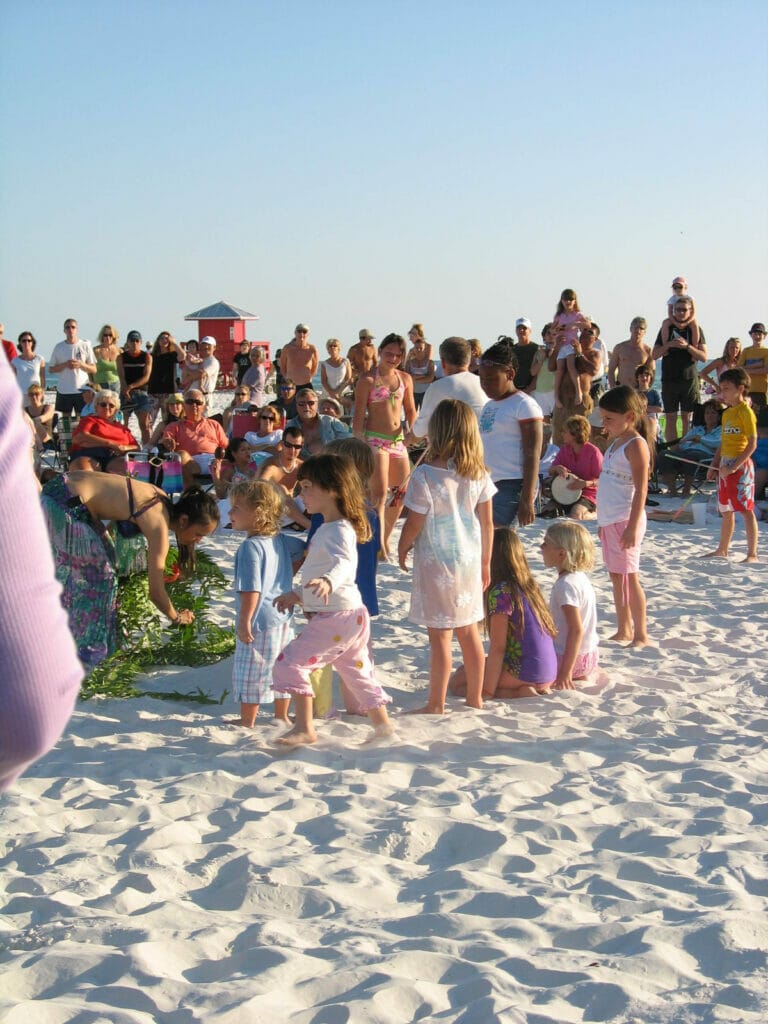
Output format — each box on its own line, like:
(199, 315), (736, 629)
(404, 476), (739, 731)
(125, 452), (151, 482)
(157, 454), (184, 495)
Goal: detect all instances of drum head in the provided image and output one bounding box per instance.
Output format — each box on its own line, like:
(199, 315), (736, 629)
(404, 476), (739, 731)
(551, 475), (583, 506)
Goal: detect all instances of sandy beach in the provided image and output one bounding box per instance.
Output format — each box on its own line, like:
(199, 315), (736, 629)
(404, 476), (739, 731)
(1, 502), (767, 1023)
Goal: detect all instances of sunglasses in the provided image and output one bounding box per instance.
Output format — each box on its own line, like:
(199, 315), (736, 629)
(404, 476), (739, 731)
(280, 386), (295, 392)
(284, 441), (302, 450)
(185, 398), (205, 405)
(20, 337), (33, 343)
(260, 414), (275, 421)
(297, 401), (317, 407)
(97, 402), (117, 409)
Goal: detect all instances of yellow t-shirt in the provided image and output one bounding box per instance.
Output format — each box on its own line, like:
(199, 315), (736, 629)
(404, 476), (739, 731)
(721, 401), (757, 459)
(738, 345), (768, 393)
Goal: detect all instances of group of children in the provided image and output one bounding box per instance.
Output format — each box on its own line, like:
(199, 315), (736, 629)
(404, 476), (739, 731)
(225, 382), (662, 743)
(223, 277), (760, 741)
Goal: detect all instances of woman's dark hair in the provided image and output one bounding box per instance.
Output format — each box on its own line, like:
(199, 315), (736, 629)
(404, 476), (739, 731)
(18, 331), (37, 351)
(169, 486), (219, 573)
(225, 437), (249, 462)
(481, 337), (518, 371)
(378, 333), (406, 359)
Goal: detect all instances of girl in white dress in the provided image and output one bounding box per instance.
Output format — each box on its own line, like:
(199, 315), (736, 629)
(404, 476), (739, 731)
(398, 399), (495, 713)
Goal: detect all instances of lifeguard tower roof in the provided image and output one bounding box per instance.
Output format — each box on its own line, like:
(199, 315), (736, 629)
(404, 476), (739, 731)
(185, 300), (260, 321)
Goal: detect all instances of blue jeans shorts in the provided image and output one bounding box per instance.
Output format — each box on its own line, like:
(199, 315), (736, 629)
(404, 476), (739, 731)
(492, 478), (524, 526)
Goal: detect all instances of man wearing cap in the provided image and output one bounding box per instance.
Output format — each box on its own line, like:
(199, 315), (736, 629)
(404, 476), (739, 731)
(511, 318), (539, 392)
(162, 388), (229, 487)
(49, 317), (97, 415)
(117, 331), (153, 445)
(738, 323), (768, 412)
(279, 324), (318, 388)
(184, 336), (220, 411)
(407, 337), (487, 443)
(348, 329), (378, 384)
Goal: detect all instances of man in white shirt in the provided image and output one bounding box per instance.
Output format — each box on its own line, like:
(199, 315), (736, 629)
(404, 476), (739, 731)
(185, 336), (220, 411)
(48, 317), (97, 414)
(407, 337), (487, 443)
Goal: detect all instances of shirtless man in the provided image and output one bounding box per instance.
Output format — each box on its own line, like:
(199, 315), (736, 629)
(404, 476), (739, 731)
(258, 425), (309, 528)
(279, 324), (318, 388)
(607, 317), (654, 388)
(347, 329), (378, 384)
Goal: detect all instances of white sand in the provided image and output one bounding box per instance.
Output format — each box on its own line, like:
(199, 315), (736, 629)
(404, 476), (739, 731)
(2, 502), (767, 1023)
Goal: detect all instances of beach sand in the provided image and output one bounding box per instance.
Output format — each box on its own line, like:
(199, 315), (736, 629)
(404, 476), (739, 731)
(1, 502), (767, 1023)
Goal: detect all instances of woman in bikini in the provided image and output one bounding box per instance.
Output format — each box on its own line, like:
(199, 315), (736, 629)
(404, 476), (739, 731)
(353, 332), (417, 556)
(40, 471), (219, 668)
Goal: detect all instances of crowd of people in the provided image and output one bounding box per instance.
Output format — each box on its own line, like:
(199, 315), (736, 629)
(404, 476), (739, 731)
(1, 280), (766, 771)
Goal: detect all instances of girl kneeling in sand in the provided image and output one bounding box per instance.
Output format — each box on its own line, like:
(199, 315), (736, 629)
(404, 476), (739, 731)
(450, 527), (557, 699)
(273, 454), (393, 746)
(541, 521), (600, 690)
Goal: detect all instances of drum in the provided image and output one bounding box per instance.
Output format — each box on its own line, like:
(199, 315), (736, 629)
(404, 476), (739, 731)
(551, 474), (583, 506)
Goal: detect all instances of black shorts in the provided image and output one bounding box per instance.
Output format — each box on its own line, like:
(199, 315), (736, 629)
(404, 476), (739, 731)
(661, 378), (698, 414)
(55, 392), (85, 415)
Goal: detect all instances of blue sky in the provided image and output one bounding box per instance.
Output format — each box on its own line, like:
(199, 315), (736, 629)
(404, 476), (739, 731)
(2, 0), (766, 362)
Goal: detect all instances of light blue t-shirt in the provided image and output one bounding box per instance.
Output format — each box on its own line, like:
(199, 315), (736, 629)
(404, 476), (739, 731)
(233, 533), (304, 632)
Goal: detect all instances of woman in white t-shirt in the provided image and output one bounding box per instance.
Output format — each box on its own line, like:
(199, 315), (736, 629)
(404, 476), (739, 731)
(12, 332), (45, 392)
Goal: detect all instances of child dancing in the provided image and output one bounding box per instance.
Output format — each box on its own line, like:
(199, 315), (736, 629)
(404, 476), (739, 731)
(597, 385), (652, 646)
(273, 454), (392, 746)
(541, 521), (599, 689)
(450, 527), (557, 699)
(398, 398), (495, 712)
(228, 479), (305, 727)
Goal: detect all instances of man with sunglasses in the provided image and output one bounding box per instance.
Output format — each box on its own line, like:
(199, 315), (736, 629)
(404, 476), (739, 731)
(161, 388), (229, 487)
(738, 323), (768, 412)
(274, 378), (299, 421)
(49, 317), (97, 415)
(279, 323), (318, 388)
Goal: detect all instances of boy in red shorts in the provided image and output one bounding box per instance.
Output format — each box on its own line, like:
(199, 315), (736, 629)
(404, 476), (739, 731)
(705, 367), (758, 562)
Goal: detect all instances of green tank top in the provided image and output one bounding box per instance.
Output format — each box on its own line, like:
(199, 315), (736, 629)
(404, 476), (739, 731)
(95, 356), (119, 385)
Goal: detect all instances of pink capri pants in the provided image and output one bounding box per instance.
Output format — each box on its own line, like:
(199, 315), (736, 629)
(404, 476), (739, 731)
(273, 607), (391, 714)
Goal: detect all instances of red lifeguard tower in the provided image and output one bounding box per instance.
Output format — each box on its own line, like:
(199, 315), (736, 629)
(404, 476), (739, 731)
(184, 299), (269, 381)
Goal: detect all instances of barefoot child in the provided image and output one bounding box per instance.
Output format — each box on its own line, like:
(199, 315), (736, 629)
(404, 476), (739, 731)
(705, 367), (759, 562)
(306, 437), (382, 716)
(597, 385), (653, 646)
(450, 527), (557, 699)
(398, 398), (495, 712)
(273, 454), (393, 745)
(228, 480), (306, 727)
(541, 521), (599, 689)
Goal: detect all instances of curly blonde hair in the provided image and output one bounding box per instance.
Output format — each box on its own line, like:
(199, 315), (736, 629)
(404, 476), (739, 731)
(228, 479), (284, 536)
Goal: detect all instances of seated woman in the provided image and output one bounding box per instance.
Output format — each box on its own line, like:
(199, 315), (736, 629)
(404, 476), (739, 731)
(657, 398), (723, 497)
(547, 414), (603, 520)
(221, 385), (258, 435)
(24, 384), (56, 451)
(148, 393), (185, 448)
(243, 403), (283, 456)
(210, 437), (257, 499)
(69, 390), (138, 473)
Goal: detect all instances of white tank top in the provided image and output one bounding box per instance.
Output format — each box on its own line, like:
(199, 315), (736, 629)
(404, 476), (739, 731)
(597, 436), (641, 526)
